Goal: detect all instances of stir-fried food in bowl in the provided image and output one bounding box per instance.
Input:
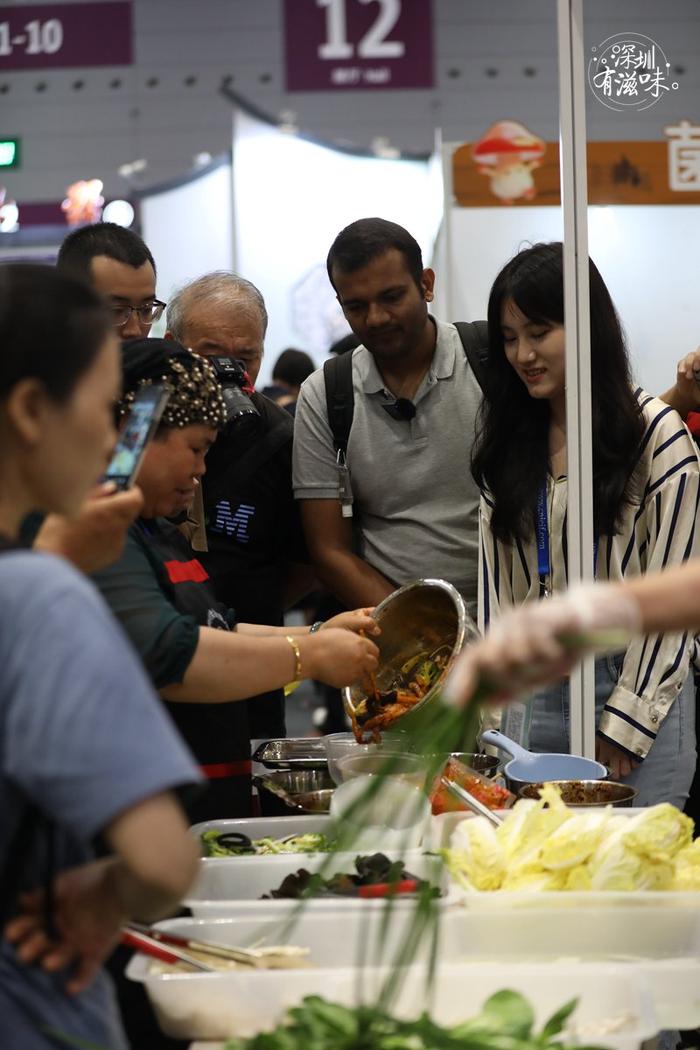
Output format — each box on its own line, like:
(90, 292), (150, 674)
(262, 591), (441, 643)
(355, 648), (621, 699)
(343, 579), (477, 744)
(349, 643), (453, 742)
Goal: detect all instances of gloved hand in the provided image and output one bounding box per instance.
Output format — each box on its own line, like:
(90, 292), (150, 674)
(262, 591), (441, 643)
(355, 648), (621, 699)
(442, 582), (642, 708)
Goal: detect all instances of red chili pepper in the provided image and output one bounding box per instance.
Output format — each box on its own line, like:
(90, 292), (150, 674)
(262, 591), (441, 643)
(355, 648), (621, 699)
(357, 879), (419, 899)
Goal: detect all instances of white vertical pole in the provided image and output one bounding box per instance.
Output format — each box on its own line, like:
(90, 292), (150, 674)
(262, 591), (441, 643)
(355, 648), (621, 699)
(557, 0), (597, 758)
(230, 106), (239, 273)
(441, 130), (454, 322)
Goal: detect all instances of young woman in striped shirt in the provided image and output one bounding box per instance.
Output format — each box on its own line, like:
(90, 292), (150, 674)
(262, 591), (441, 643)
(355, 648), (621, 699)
(472, 242), (699, 807)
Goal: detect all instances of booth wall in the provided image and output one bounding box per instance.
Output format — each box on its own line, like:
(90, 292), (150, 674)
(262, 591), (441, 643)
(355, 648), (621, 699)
(434, 204), (700, 398)
(232, 108), (441, 383)
(140, 160), (234, 326)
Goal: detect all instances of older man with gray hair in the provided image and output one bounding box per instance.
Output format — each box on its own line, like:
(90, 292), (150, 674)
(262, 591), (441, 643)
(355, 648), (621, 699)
(166, 272), (313, 743)
(167, 271), (268, 385)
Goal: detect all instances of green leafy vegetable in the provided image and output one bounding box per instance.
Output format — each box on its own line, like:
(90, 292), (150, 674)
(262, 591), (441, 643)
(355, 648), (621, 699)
(223, 991), (609, 1050)
(261, 853), (438, 900)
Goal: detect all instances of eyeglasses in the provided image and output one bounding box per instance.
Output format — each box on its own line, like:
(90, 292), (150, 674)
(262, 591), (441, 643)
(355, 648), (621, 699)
(109, 299), (167, 328)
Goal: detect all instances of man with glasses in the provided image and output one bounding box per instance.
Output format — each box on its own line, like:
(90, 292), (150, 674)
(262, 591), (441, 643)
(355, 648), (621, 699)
(56, 222), (166, 340)
(43, 223), (164, 574)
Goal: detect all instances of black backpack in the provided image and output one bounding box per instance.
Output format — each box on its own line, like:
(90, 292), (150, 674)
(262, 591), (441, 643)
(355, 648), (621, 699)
(323, 320), (490, 457)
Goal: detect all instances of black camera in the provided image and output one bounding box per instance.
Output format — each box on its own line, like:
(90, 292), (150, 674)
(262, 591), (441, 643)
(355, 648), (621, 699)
(207, 356), (260, 433)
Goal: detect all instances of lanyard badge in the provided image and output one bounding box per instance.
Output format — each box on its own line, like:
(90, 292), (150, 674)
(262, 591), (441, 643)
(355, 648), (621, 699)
(535, 485), (551, 597)
(535, 481), (598, 598)
(336, 449), (353, 519)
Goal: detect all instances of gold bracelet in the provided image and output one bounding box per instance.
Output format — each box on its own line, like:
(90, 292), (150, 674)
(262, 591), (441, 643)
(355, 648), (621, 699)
(285, 635), (302, 682)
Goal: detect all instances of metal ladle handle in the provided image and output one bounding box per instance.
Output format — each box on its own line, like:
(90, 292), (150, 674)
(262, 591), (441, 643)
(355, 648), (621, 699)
(440, 776), (503, 827)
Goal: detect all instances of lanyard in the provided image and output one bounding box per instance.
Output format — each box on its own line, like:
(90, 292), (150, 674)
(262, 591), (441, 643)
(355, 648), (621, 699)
(535, 482), (597, 596)
(535, 484), (551, 582)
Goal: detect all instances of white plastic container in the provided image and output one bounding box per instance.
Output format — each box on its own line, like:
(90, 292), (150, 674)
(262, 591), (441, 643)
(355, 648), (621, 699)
(127, 916), (658, 1044)
(192, 815), (332, 857)
(329, 774), (431, 851)
(429, 808), (700, 911)
(636, 957), (700, 1030)
(442, 902), (700, 958)
(185, 850), (446, 916)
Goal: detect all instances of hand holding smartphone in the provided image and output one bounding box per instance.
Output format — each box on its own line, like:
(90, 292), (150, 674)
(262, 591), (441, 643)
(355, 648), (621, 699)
(103, 384), (170, 490)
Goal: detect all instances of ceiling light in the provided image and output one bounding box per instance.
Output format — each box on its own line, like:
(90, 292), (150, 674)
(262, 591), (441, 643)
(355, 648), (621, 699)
(103, 199), (134, 227)
(278, 110), (298, 134)
(118, 158), (147, 178)
(371, 136), (400, 159)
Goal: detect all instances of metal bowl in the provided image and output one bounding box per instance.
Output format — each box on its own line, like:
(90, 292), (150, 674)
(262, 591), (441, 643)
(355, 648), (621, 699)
(342, 578), (478, 736)
(518, 779), (638, 807)
(252, 769), (335, 815)
(252, 737), (328, 770)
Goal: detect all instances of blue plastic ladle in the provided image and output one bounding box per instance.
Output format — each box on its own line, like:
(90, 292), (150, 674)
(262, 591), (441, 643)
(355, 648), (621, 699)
(480, 729), (607, 785)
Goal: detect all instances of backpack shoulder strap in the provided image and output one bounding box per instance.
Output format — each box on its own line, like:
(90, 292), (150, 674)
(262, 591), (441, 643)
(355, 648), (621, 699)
(454, 320), (490, 395)
(323, 350), (355, 456)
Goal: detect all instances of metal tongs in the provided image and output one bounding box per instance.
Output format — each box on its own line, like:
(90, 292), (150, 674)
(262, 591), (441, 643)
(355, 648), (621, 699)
(440, 776), (504, 828)
(123, 923), (310, 970)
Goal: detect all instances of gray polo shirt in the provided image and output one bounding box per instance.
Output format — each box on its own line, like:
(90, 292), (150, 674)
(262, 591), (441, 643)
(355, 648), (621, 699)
(293, 319), (482, 610)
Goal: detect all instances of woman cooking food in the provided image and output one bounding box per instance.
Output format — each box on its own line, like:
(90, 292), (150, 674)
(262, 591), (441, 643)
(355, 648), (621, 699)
(92, 338), (379, 823)
(470, 242), (699, 807)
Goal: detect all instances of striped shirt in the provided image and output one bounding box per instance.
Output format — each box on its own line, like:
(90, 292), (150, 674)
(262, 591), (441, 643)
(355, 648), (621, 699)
(479, 391), (700, 761)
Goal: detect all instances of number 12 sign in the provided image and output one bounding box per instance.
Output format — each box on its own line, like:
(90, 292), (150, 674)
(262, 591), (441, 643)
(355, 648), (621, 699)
(284, 0), (433, 91)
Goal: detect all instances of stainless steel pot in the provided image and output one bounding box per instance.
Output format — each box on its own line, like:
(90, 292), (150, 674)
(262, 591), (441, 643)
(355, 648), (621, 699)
(252, 769), (334, 815)
(252, 737), (328, 770)
(519, 779), (638, 807)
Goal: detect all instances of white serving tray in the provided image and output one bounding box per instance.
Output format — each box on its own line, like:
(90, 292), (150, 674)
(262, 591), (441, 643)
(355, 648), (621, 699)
(185, 850), (447, 916)
(178, 897), (700, 964)
(428, 808), (700, 910)
(128, 916), (658, 1045)
(187, 958), (700, 1050)
(451, 887), (700, 911)
(443, 902), (700, 959)
(192, 815), (332, 856)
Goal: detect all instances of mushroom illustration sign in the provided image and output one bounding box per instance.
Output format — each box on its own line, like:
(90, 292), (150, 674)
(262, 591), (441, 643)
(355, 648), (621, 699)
(471, 121), (546, 204)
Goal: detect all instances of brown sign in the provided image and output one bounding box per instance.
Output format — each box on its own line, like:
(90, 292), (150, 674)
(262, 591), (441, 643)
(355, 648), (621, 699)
(453, 127), (700, 207)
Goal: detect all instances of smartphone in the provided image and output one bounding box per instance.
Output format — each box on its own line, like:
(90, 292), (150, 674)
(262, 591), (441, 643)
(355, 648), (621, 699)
(103, 383), (170, 490)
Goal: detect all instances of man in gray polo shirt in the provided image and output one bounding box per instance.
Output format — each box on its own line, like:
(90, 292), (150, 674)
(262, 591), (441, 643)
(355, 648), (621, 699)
(293, 217), (482, 616)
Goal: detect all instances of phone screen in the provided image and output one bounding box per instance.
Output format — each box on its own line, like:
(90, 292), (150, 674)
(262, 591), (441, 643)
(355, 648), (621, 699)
(103, 384), (170, 490)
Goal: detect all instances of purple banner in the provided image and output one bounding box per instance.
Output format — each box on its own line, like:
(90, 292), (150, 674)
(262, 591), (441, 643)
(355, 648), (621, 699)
(0, 2), (132, 70)
(284, 0), (433, 92)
